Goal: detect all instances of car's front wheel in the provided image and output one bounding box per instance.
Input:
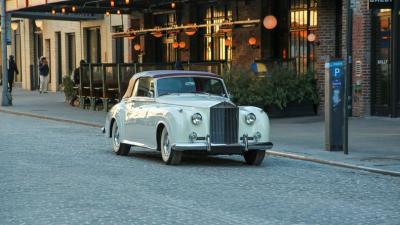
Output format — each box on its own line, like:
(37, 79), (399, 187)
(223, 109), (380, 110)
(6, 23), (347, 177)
(112, 121), (130, 156)
(160, 128), (182, 165)
(243, 150), (266, 166)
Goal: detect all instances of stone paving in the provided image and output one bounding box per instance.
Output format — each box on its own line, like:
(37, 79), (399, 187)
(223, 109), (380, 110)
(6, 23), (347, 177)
(1, 112), (400, 225)
(1, 87), (400, 173)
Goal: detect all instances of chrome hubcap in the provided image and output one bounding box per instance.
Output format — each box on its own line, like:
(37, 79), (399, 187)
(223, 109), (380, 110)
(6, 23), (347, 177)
(113, 125), (120, 149)
(162, 131), (170, 158)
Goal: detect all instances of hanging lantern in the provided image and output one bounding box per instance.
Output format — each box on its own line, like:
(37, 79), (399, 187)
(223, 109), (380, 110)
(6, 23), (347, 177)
(61, 7), (66, 14)
(105, 11), (110, 16)
(225, 38), (232, 47)
(117, 9), (121, 15)
(219, 20), (232, 33)
(151, 27), (163, 38)
(110, 0), (115, 7)
(152, 31), (163, 38)
(71, 5), (77, 12)
(125, 0), (129, 4)
(179, 41), (186, 49)
(51, 9), (56, 15)
(307, 33), (316, 42)
(127, 33), (136, 40)
(248, 37), (257, 46)
(263, 15), (277, 30)
(172, 42), (179, 49)
(134, 44), (141, 51)
(35, 20), (43, 29)
(184, 25), (197, 36)
(11, 22), (19, 31)
(171, 2), (176, 9)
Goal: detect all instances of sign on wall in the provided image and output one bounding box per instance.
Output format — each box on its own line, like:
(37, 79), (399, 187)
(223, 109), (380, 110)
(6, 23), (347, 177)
(369, 0), (393, 9)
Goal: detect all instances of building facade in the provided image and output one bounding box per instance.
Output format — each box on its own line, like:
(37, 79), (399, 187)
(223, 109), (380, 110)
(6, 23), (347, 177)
(3, 0), (400, 117)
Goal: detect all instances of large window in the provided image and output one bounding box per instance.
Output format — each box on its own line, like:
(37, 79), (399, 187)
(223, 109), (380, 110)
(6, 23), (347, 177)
(203, 5), (232, 61)
(289, 0), (317, 74)
(85, 27), (101, 63)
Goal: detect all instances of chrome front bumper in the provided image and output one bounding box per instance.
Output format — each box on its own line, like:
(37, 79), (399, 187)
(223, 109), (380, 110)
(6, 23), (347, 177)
(171, 135), (273, 154)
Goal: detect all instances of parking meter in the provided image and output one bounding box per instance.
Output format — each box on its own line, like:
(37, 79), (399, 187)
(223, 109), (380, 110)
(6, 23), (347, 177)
(325, 60), (345, 151)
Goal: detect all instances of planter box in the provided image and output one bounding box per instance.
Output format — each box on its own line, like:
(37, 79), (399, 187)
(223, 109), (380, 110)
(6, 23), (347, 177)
(265, 102), (317, 118)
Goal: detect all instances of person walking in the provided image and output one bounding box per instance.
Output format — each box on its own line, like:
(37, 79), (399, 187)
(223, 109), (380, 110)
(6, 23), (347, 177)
(7, 55), (19, 93)
(39, 56), (50, 93)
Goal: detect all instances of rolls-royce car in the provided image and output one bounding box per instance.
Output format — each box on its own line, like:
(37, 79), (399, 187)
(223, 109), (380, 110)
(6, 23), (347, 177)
(103, 70), (273, 165)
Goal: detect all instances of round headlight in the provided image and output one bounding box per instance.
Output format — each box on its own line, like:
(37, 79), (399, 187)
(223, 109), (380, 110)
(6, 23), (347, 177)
(191, 113), (203, 125)
(245, 113), (256, 125)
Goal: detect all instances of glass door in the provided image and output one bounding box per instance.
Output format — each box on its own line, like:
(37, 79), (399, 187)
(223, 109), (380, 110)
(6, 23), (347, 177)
(371, 9), (392, 116)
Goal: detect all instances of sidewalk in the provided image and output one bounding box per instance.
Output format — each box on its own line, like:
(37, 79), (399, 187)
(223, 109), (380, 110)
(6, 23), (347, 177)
(1, 87), (400, 175)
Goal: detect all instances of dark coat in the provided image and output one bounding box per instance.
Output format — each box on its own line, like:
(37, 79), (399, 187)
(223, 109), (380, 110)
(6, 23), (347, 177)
(8, 58), (19, 82)
(39, 63), (50, 76)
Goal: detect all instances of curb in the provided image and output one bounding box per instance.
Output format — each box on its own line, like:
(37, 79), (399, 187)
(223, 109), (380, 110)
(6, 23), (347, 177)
(266, 150), (400, 177)
(2, 108), (399, 177)
(0, 108), (102, 128)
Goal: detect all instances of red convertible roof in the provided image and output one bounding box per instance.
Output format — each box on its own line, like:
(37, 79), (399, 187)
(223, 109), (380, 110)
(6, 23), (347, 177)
(122, 70), (221, 99)
(135, 70), (221, 79)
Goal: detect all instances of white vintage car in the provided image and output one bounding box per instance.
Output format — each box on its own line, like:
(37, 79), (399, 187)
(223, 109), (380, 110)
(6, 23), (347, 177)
(103, 70), (273, 165)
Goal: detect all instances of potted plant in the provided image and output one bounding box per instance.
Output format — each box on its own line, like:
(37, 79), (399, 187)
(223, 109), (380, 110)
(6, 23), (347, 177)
(60, 76), (78, 106)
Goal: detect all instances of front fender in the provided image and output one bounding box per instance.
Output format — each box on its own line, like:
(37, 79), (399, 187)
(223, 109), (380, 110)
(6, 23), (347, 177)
(239, 106), (271, 143)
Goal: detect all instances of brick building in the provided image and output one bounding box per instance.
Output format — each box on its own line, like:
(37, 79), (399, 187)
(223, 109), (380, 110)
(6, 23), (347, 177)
(3, 0), (400, 117)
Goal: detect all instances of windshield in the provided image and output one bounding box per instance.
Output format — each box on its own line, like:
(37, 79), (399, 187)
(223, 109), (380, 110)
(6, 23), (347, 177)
(157, 76), (227, 97)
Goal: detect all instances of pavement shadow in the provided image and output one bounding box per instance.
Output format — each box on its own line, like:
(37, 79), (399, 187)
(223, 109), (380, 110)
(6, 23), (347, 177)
(126, 150), (249, 167)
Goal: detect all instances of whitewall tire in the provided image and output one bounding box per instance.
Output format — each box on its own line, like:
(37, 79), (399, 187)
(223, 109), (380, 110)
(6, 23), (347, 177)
(160, 128), (182, 165)
(112, 121), (130, 156)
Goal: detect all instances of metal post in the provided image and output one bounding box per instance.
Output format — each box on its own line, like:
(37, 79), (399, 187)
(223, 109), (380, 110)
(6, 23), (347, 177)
(344, 0), (353, 155)
(1, 0), (10, 106)
(391, 0), (400, 117)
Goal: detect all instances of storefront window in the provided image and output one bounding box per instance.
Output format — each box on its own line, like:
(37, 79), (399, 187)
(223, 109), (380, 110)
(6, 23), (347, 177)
(289, 0), (317, 75)
(203, 5), (232, 61)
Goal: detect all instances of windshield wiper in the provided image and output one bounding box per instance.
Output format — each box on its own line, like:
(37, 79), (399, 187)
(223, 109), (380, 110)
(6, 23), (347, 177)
(158, 92), (179, 97)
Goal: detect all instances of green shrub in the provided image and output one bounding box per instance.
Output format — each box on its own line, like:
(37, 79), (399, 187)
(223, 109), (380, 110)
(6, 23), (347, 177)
(221, 66), (319, 110)
(60, 76), (77, 102)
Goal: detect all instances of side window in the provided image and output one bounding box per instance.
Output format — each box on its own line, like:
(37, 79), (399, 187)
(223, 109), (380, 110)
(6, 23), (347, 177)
(134, 77), (154, 97)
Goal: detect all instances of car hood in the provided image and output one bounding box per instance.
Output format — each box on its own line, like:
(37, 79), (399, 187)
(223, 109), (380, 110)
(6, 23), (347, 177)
(156, 94), (234, 108)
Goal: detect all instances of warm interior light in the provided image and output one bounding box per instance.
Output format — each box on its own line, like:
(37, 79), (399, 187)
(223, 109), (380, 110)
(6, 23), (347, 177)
(179, 41), (186, 49)
(134, 44), (141, 51)
(172, 41), (179, 49)
(225, 38), (232, 47)
(110, 0), (115, 7)
(35, 20), (43, 29)
(307, 33), (316, 42)
(72, 5), (77, 12)
(248, 37), (257, 46)
(263, 15), (278, 30)
(106, 11), (110, 16)
(61, 7), (66, 13)
(11, 22), (19, 31)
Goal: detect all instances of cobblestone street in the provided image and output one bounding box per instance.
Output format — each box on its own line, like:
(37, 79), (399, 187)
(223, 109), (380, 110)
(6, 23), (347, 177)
(1, 112), (400, 225)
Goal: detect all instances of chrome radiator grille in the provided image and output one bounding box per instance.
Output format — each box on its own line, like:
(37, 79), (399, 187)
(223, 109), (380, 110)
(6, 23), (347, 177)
(210, 102), (239, 144)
